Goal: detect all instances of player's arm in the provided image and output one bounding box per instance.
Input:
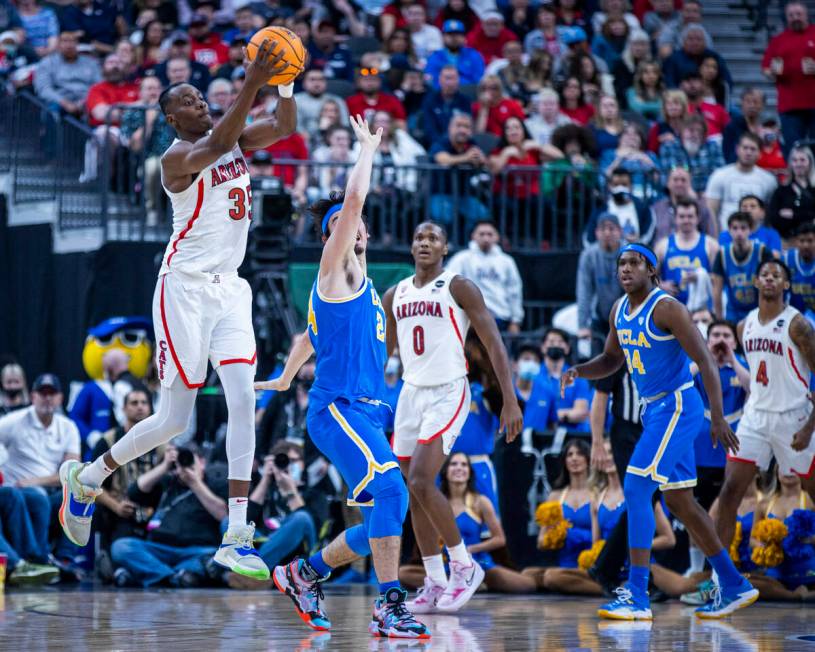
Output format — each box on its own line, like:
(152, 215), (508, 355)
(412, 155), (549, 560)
(589, 389), (611, 470)
(319, 115), (382, 278)
(451, 276), (523, 442)
(382, 285), (399, 358)
(562, 301), (626, 390)
(655, 298), (739, 453)
(238, 91), (297, 150)
(254, 330), (314, 392)
(789, 314), (815, 451)
(162, 41), (287, 183)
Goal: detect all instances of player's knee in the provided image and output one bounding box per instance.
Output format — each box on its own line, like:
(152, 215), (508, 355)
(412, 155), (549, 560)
(345, 524), (371, 557)
(623, 472), (658, 504)
(406, 470), (435, 502)
(226, 382), (255, 417)
(367, 470), (408, 538)
(111, 537), (139, 563)
(662, 489), (687, 516)
(718, 477), (744, 507)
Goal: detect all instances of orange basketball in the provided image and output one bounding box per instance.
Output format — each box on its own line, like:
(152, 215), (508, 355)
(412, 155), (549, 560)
(246, 26), (306, 86)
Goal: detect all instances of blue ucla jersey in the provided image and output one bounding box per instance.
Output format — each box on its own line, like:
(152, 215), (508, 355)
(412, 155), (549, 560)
(784, 249), (815, 314)
(693, 358), (747, 467)
(614, 287), (693, 399)
(307, 277), (387, 412)
(719, 243), (764, 322)
(660, 233), (711, 306)
(719, 226), (781, 256)
(453, 382), (499, 456)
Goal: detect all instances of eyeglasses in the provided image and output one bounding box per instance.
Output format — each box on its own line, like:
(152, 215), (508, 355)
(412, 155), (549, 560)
(359, 68), (379, 76)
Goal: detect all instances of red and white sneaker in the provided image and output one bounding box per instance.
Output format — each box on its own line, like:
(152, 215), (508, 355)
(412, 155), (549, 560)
(435, 560), (484, 612)
(406, 576), (446, 614)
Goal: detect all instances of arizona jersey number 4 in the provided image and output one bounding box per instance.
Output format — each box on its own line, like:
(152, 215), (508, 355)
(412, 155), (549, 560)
(755, 360), (769, 386)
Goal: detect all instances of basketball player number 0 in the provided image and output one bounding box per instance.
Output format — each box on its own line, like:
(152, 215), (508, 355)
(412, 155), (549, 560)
(413, 325), (425, 355)
(227, 185), (252, 220)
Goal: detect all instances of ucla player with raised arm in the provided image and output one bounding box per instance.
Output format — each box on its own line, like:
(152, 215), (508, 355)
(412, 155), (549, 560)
(561, 243), (758, 620)
(254, 116), (430, 640)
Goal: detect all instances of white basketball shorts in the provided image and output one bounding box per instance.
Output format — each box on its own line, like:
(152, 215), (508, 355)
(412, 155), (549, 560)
(730, 405), (815, 477)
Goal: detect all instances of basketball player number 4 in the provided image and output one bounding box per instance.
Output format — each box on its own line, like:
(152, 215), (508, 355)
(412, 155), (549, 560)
(755, 360), (769, 386)
(228, 185), (252, 220)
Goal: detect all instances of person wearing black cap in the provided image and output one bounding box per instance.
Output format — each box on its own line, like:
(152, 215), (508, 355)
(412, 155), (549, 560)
(249, 148), (273, 176)
(152, 32), (211, 93)
(307, 21), (353, 81)
(215, 37), (249, 81)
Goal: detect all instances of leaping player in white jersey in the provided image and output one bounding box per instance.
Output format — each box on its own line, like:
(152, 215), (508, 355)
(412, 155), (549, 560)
(715, 258), (815, 551)
(382, 222), (523, 613)
(58, 40), (297, 580)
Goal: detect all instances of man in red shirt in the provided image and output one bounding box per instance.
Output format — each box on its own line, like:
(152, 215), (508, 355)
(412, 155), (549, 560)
(680, 71), (729, 139)
(761, 1), (815, 155)
(466, 11), (518, 65)
(85, 53), (139, 127)
(260, 111), (309, 205)
(188, 12), (229, 72)
(345, 68), (407, 129)
(473, 74), (526, 136)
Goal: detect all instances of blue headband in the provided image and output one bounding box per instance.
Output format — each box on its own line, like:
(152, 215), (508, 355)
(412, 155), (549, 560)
(321, 203), (343, 235)
(618, 243), (657, 268)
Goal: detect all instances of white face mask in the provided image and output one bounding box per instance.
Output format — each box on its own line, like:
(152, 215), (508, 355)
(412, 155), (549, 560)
(288, 463), (303, 484)
(518, 359), (541, 380)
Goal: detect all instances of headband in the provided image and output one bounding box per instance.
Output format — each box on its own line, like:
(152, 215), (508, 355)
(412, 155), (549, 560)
(618, 243), (657, 268)
(321, 203), (343, 235)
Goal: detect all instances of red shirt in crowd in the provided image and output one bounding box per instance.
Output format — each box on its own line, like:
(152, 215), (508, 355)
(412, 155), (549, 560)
(86, 80), (139, 126)
(758, 141), (788, 181)
(472, 97), (526, 136)
(346, 92), (407, 122)
(465, 26), (519, 65)
(761, 24), (815, 112)
(689, 101), (730, 138)
(491, 147), (541, 199)
(560, 103), (595, 126)
(191, 33), (229, 69)
(263, 132), (309, 186)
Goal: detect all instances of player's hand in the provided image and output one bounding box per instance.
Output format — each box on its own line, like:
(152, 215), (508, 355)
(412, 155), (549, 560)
(590, 437), (612, 471)
(500, 398), (523, 443)
(244, 39), (288, 90)
(350, 114), (382, 151)
(792, 417), (814, 451)
(560, 367), (578, 398)
(255, 377), (291, 392)
(711, 415), (739, 454)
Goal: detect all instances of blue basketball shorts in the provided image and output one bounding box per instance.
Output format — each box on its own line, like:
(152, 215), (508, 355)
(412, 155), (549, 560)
(627, 383), (704, 491)
(307, 398), (400, 506)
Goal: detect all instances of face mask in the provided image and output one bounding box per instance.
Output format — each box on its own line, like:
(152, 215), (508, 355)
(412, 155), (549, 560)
(385, 356), (401, 376)
(3, 387), (22, 399)
(610, 185), (630, 203)
(518, 359), (540, 380)
(762, 132), (777, 144)
(546, 347), (567, 361)
(683, 140), (700, 157)
(288, 463), (303, 484)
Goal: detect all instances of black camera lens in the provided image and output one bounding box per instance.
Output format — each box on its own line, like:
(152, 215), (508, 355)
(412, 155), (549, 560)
(176, 448), (195, 468)
(274, 452), (291, 470)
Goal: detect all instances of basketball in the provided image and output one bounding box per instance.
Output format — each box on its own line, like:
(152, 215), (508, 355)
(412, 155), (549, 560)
(245, 26), (305, 86)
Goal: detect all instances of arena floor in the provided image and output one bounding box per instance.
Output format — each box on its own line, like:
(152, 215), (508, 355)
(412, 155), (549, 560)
(1, 585), (813, 651)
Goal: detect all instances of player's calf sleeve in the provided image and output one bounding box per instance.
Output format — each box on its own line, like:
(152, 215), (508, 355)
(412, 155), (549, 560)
(366, 469), (409, 539)
(219, 363), (257, 481)
(623, 472), (659, 550)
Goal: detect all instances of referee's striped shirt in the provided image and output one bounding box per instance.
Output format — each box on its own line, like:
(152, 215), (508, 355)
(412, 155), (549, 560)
(596, 367), (641, 425)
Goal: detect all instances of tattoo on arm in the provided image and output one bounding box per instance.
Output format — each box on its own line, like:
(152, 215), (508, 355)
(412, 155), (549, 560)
(791, 314), (815, 371)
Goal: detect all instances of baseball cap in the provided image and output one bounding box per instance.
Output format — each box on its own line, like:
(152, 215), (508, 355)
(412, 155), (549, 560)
(252, 150), (272, 164)
(443, 19), (466, 34)
(0, 30), (19, 44)
(517, 340), (542, 360)
(32, 373), (62, 393)
(482, 10), (504, 22)
(560, 26), (587, 45)
(231, 66), (246, 80)
(596, 211), (621, 228)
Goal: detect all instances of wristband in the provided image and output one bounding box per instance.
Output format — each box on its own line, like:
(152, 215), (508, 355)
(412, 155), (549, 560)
(278, 83), (294, 98)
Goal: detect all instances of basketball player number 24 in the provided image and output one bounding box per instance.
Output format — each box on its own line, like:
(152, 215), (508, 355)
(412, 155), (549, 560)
(228, 185), (252, 220)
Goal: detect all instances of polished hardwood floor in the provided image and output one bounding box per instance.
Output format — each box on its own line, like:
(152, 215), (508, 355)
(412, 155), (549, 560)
(0, 585), (812, 651)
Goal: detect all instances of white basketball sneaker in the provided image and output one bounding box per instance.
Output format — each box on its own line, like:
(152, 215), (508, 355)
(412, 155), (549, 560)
(406, 576), (447, 614)
(435, 560), (484, 612)
(213, 522), (270, 580)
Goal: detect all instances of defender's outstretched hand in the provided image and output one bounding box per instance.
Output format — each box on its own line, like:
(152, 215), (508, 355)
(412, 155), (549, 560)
(349, 114), (382, 150)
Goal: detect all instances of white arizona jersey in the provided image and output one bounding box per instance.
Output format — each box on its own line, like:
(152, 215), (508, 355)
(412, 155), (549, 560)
(742, 305), (811, 413)
(159, 140), (251, 277)
(393, 270), (470, 387)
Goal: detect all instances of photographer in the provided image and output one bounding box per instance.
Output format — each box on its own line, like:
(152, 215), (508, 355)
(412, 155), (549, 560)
(109, 443), (228, 588)
(228, 441), (319, 589)
(256, 359), (314, 453)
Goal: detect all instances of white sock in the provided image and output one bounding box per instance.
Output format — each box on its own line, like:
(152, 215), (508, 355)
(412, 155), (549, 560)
(422, 554), (448, 586)
(688, 545), (705, 575)
(448, 541), (470, 566)
(227, 497), (248, 531)
(77, 456), (115, 487)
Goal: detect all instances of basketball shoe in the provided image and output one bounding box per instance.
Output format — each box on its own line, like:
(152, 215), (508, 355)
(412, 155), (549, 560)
(435, 560), (484, 611)
(369, 587), (431, 638)
(597, 584), (653, 620)
(58, 460), (102, 546)
(273, 559), (331, 631)
(406, 577), (447, 614)
(695, 578), (759, 619)
(213, 522), (269, 580)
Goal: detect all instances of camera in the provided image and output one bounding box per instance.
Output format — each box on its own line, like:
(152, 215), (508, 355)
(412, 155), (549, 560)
(176, 447), (195, 469)
(274, 452), (291, 470)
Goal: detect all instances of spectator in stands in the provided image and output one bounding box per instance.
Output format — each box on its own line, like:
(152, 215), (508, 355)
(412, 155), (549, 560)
(555, 0), (591, 36)
(558, 75), (594, 125)
(466, 10), (517, 66)
(656, 0), (711, 59)
(658, 115), (724, 194)
(599, 121), (657, 186)
(249, 0), (295, 22)
(223, 5), (258, 44)
(0, 363), (29, 416)
(585, 167), (653, 244)
(526, 88), (572, 146)
(380, 0), (411, 42)
(187, 12), (228, 72)
(0, 486), (60, 585)
(308, 98), (347, 151)
(61, 0), (124, 56)
(214, 38), (247, 82)
(626, 60), (664, 120)
(524, 50), (555, 96)
(248, 149), (273, 177)
(756, 116), (787, 180)
(34, 31), (101, 117)
(434, 0), (481, 34)
(110, 444), (227, 588)
(503, 0), (535, 42)
(153, 32), (210, 93)
(135, 20), (165, 71)
(384, 28), (419, 75)
(473, 73), (525, 136)
(570, 51), (614, 107)
(722, 87), (765, 164)
(113, 39), (138, 82)
(294, 68), (350, 143)
(406, 3), (442, 65)
(206, 78), (234, 111)
(611, 28), (651, 108)
(651, 166), (715, 241)
(260, 108), (309, 207)
(761, 1), (815, 157)
(555, 26), (610, 83)
(591, 16), (629, 70)
(642, 0), (679, 42)
(85, 53), (138, 127)
(591, 94), (624, 158)
(786, 222), (815, 314)
(425, 19), (486, 88)
(429, 112), (491, 229)
(543, 327), (592, 431)
(705, 132), (778, 233)
(514, 343), (555, 430)
(392, 63), (427, 119)
(256, 359), (314, 451)
(447, 220), (524, 332)
(420, 64), (471, 147)
(488, 40), (534, 107)
(346, 66), (407, 128)
(523, 4), (565, 59)
(577, 212), (624, 354)
(646, 89), (688, 152)
(0, 30), (38, 92)
(663, 24), (731, 91)
(699, 55), (729, 108)
(354, 109), (426, 193)
(17, 0), (58, 57)
(679, 71), (729, 141)
(0, 374), (80, 559)
(768, 145), (815, 245)
(591, 0), (640, 34)
(308, 20), (353, 81)
(720, 194), (782, 257)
